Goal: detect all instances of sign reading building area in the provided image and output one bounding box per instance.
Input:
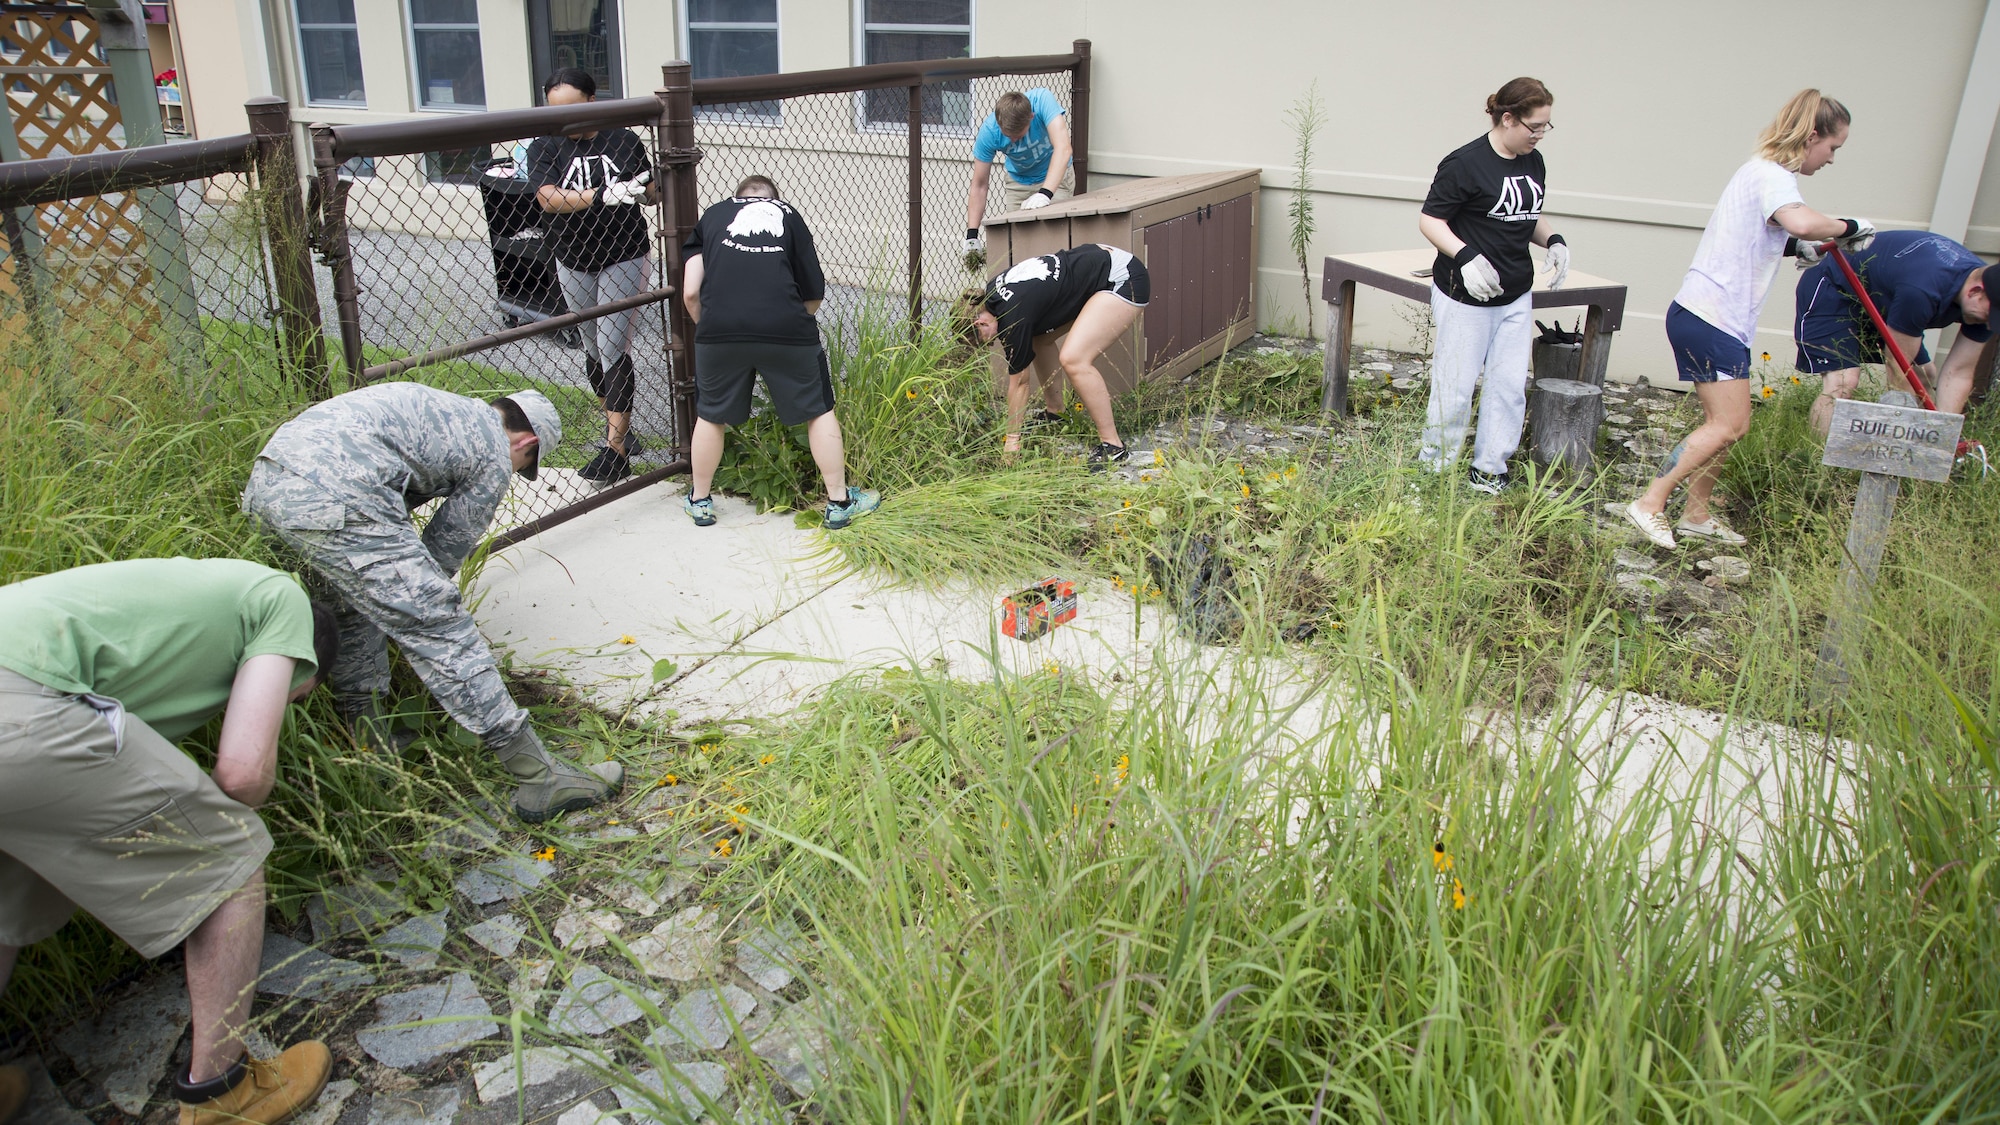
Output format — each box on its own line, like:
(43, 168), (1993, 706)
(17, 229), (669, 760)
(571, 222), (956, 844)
(1822, 398), (1964, 483)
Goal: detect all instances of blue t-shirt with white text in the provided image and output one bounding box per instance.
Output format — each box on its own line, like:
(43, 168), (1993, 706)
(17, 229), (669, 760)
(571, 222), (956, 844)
(972, 87), (1069, 186)
(1818, 229), (1991, 342)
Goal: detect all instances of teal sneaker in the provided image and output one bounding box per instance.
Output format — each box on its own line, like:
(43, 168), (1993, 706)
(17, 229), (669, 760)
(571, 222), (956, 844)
(823, 488), (880, 530)
(683, 494), (717, 527)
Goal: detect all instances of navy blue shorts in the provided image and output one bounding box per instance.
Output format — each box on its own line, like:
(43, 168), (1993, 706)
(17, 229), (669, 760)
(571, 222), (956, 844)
(1665, 302), (1751, 383)
(1792, 270), (1930, 374)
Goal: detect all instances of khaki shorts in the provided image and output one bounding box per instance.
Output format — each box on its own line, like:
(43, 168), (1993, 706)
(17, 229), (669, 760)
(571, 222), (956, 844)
(1001, 164), (1075, 210)
(0, 667), (269, 957)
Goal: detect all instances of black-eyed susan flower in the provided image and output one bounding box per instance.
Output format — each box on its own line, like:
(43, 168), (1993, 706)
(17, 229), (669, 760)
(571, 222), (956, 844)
(1115, 753), (1130, 785)
(1790, 375), (1802, 385)
(906, 389), (918, 400)
(1432, 842), (1453, 872)
(1452, 879), (1467, 910)
(1761, 351), (1771, 362)
(1761, 386), (1776, 398)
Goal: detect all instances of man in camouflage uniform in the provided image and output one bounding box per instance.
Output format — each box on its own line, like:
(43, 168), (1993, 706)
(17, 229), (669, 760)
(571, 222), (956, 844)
(241, 383), (622, 823)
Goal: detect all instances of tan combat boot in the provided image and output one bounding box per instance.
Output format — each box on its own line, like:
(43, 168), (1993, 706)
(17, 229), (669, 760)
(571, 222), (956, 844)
(0, 1064), (27, 1125)
(491, 725), (623, 823)
(177, 1042), (330, 1125)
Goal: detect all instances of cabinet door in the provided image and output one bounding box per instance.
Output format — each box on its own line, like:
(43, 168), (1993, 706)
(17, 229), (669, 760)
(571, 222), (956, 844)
(1200, 195), (1252, 339)
(1142, 212), (1204, 370)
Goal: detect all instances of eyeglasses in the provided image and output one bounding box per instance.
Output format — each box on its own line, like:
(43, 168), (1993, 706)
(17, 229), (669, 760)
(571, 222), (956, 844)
(1518, 119), (1554, 136)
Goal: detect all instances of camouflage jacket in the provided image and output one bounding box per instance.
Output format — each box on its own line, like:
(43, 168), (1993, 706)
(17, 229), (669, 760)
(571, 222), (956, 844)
(252, 383), (512, 577)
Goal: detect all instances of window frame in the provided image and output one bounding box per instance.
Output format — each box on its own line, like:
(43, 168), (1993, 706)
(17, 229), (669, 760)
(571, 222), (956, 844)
(851, 0), (975, 137)
(406, 0), (487, 112)
(291, 0), (367, 109)
(529, 0), (623, 102)
(681, 0), (782, 127)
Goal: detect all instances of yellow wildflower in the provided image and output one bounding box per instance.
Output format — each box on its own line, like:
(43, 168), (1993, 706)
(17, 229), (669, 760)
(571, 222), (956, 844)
(659, 773), (678, 786)
(700, 743), (717, 755)
(618, 634), (637, 645)
(759, 754), (775, 765)
(1115, 753), (1130, 785)
(906, 389), (918, 400)
(1122, 498), (1132, 508)
(1152, 450), (1164, 466)
(606, 818), (622, 826)
(713, 837), (734, 858)
(1761, 386), (1776, 399)
(1761, 351), (1771, 361)
(1239, 483), (1251, 498)
(735, 804), (748, 815)
(532, 845), (556, 862)
(1432, 842), (1452, 872)
(1452, 879), (1467, 910)
(1789, 375), (1802, 385)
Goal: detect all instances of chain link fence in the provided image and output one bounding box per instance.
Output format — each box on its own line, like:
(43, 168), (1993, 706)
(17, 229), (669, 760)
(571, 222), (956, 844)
(2, 47), (1091, 543)
(0, 123), (318, 396)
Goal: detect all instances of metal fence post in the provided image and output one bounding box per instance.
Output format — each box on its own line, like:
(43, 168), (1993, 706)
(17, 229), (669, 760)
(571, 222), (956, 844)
(246, 97), (328, 395)
(308, 123), (366, 380)
(907, 83), (923, 336)
(1070, 39), (1091, 194)
(659, 62), (700, 458)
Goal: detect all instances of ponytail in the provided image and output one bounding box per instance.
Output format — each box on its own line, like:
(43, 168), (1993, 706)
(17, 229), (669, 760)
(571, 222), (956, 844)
(1756, 89), (1850, 172)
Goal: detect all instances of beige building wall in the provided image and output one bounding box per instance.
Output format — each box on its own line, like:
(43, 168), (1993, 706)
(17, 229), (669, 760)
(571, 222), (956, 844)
(1029, 0), (1999, 383)
(175, 0), (2000, 383)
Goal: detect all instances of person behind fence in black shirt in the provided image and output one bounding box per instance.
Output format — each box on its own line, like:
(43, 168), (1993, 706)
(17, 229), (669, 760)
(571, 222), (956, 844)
(527, 66), (657, 486)
(679, 176), (881, 531)
(967, 242), (1149, 470)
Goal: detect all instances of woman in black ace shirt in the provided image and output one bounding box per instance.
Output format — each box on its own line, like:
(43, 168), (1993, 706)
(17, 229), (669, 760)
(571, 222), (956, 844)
(970, 242), (1150, 469)
(526, 67), (657, 485)
(1417, 76), (1572, 494)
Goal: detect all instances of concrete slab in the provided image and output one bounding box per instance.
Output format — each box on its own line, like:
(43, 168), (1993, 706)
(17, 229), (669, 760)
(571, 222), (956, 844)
(476, 484), (1172, 727)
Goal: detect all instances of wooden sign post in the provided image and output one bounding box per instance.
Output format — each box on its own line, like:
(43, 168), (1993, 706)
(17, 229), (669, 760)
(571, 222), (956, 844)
(1813, 390), (1964, 700)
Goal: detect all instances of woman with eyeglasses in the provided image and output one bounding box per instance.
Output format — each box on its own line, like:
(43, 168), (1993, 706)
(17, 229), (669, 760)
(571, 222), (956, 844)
(1620, 89), (1871, 550)
(1416, 76), (1568, 494)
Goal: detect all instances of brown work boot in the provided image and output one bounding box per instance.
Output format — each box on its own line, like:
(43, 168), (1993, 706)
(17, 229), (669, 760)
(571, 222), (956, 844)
(0, 1063), (27, 1125)
(177, 1042), (331, 1125)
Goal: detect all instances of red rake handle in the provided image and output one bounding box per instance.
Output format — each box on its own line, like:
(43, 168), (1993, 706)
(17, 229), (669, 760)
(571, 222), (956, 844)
(1819, 241), (1937, 410)
(1817, 241), (1979, 463)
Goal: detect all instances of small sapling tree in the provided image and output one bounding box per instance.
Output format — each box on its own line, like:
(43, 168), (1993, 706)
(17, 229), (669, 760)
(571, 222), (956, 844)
(1285, 82), (1326, 341)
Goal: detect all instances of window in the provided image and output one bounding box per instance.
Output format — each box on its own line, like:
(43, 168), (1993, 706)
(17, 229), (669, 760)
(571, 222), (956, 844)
(857, 0), (970, 130)
(294, 0), (365, 106)
(425, 147), (487, 185)
(685, 0), (778, 123)
(530, 0), (620, 101)
(410, 0), (485, 109)
(340, 155), (376, 178)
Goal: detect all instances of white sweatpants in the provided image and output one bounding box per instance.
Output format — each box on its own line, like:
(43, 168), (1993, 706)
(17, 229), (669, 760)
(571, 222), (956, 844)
(1420, 287), (1533, 475)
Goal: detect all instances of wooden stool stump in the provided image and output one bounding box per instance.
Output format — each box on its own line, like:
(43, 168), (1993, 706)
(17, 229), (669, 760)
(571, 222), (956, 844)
(1528, 378), (1602, 472)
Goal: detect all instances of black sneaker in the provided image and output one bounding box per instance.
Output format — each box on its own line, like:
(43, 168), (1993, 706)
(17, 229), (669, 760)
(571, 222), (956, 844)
(1087, 442), (1132, 472)
(1466, 468), (1509, 495)
(1024, 409), (1065, 431)
(578, 445), (631, 485)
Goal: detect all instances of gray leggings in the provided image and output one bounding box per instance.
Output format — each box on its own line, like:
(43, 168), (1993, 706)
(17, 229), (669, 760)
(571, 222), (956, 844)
(557, 255), (648, 366)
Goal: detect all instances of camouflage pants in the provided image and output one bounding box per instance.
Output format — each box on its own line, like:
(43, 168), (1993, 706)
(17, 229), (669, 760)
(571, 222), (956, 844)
(242, 464), (528, 746)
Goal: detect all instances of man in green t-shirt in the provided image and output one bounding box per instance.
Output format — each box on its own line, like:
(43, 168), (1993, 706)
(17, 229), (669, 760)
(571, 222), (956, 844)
(0, 558), (338, 1125)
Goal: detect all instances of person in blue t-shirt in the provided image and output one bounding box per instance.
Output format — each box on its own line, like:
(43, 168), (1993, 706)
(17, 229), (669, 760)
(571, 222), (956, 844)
(1794, 229), (1996, 433)
(963, 87), (1076, 425)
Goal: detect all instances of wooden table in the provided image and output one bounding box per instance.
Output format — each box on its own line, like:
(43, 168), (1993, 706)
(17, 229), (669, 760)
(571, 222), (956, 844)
(1318, 248), (1629, 416)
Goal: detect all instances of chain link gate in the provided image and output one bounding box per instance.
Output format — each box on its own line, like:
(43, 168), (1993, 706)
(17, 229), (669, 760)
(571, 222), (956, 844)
(310, 46), (1090, 545)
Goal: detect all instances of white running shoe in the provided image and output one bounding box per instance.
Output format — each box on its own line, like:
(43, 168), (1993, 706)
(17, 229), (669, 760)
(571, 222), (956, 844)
(1623, 501), (1676, 549)
(1676, 515), (1746, 546)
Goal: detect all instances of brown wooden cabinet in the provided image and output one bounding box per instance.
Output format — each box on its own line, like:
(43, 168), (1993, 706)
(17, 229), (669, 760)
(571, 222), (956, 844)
(983, 169), (1260, 396)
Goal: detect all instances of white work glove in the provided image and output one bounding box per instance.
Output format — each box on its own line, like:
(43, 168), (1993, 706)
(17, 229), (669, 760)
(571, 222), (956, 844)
(600, 170), (652, 207)
(1544, 237), (1570, 290)
(962, 227), (982, 254)
(1458, 252), (1504, 301)
(1019, 187), (1054, 211)
(1788, 236), (1824, 269)
(1839, 217), (1874, 252)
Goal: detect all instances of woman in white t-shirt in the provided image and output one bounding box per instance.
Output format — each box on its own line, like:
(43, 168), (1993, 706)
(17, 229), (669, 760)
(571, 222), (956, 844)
(1623, 90), (1873, 549)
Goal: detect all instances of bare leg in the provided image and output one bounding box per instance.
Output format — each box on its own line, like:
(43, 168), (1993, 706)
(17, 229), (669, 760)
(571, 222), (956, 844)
(690, 419), (726, 498)
(1038, 370), (1064, 414)
(1810, 367), (1861, 436)
(805, 411), (847, 502)
(184, 868), (266, 1082)
(606, 410), (632, 456)
(1634, 379), (1751, 520)
(1059, 292), (1140, 446)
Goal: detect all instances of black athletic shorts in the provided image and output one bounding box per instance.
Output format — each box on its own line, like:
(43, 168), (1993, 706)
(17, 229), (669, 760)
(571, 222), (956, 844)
(694, 341), (835, 427)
